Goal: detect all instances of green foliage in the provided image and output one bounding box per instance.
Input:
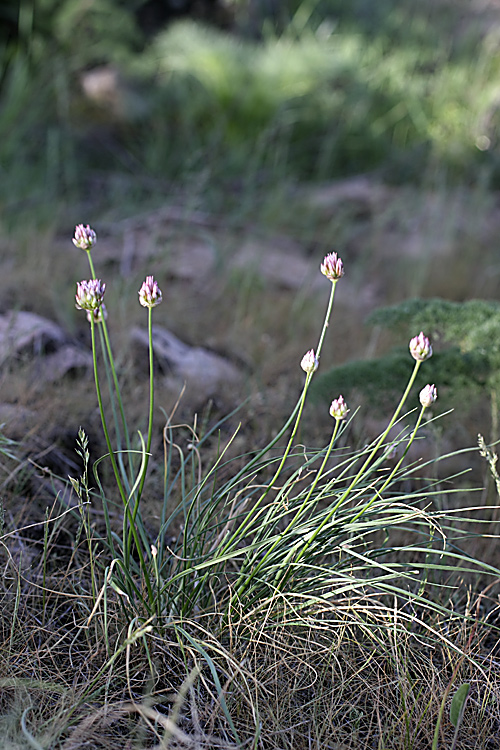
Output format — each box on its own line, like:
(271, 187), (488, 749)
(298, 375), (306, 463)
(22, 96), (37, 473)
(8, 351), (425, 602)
(311, 298), (500, 411)
(311, 346), (491, 409)
(2, 1), (500, 218)
(368, 298), (500, 357)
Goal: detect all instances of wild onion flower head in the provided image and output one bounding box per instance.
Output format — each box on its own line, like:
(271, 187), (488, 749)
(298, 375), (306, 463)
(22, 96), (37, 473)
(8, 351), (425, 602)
(301, 349), (319, 374)
(409, 331), (432, 361)
(75, 279), (106, 311)
(329, 395), (350, 420)
(86, 303), (108, 324)
(321, 252), (345, 282)
(419, 383), (437, 408)
(73, 224), (97, 251)
(139, 276), (163, 308)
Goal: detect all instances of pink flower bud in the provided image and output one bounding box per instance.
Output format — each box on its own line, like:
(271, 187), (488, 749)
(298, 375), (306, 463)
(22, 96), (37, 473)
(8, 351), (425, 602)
(321, 252), (345, 282)
(86, 303), (108, 324)
(139, 276), (163, 308)
(301, 349), (319, 374)
(419, 384), (437, 408)
(329, 395), (350, 420)
(72, 224), (97, 251)
(409, 332), (432, 361)
(75, 279), (106, 311)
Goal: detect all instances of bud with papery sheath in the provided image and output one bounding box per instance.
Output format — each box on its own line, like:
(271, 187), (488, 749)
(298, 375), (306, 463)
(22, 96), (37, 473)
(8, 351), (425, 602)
(409, 332), (432, 361)
(301, 349), (319, 374)
(419, 384), (437, 408)
(329, 395), (350, 420)
(320, 252), (345, 282)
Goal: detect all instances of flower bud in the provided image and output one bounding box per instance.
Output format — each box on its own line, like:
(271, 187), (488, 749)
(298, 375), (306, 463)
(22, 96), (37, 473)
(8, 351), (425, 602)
(75, 279), (106, 311)
(329, 395), (350, 420)
(301, 349), (319, 374)
(419, 384), (437, 408)
(139, 276), (163, 308)
(320, 252), (345, 282)
(409, 332), (432, 361)
(73, 224), (97, 251)
(86, 303), (108, 324)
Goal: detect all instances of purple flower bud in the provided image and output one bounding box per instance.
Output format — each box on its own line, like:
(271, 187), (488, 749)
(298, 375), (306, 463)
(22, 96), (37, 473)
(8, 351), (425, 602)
(73, 224), (97, 251)
(409, 332), (433, 361)
(301, 349), (319, 374)
(86, 303), (108, 324)
(321, 252), (345, 282)
(419, 384), (437, 408)
(75, 279), (106, 311)
(139, 276), (163, 308)
(329, 395), (350, 420)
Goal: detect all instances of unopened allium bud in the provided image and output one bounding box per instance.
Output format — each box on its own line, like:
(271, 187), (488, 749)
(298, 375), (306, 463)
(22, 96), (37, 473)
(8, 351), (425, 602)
(301, 349), (319, 374)
(419, 384), (437, 408)
(86, 303), (108, 324)
(409, 332), (432, 361)
(139, 276), (163, 308)
(329, 395), (350, 420)
(73, 224), (97, 251)
(75, 279), (106, 311)
(321, 252), (345, 282)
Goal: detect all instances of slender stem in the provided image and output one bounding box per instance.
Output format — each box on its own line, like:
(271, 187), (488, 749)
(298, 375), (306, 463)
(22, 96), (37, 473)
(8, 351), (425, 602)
(256, 420), (342, 590)
(293, 359), (423, 565)
(87, 252), (132, 464)
(90, 317), (146, 580)
(136, 306), (154, 503)
(348, 404), (427, 526)
(214, 281), (339, 510)
(90, 317), (127, 508)
(315, 280), (338, 360)
(228, 282), (339, 583)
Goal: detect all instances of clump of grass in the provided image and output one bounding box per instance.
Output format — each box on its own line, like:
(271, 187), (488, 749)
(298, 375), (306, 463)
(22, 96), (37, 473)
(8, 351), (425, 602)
(2, 224), (497, 746)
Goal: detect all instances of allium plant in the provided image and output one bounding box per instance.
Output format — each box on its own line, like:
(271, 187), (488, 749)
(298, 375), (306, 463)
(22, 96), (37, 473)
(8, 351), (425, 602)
(68, 227), (500, 704)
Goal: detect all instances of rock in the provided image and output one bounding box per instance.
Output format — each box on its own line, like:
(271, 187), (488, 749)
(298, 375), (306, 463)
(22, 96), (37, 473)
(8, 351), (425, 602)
(302, 175), (391, 214)
(37, 345), (93, 383)
(231, 236), (314, 290)
(131, 325), (242, 400)
(0, 311), (67, 366)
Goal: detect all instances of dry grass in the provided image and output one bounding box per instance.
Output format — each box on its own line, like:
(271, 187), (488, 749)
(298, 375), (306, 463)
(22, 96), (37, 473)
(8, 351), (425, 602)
(2, 518), (500, 750)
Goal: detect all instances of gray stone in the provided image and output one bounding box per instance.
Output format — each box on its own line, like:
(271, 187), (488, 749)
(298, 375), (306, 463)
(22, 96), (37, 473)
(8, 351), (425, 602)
(0, 311), (67, 366)
(131, 325), (242, 400)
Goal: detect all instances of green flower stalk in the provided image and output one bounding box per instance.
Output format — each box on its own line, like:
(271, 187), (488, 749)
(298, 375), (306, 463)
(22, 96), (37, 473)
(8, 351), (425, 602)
(136, 276), (163, 506)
